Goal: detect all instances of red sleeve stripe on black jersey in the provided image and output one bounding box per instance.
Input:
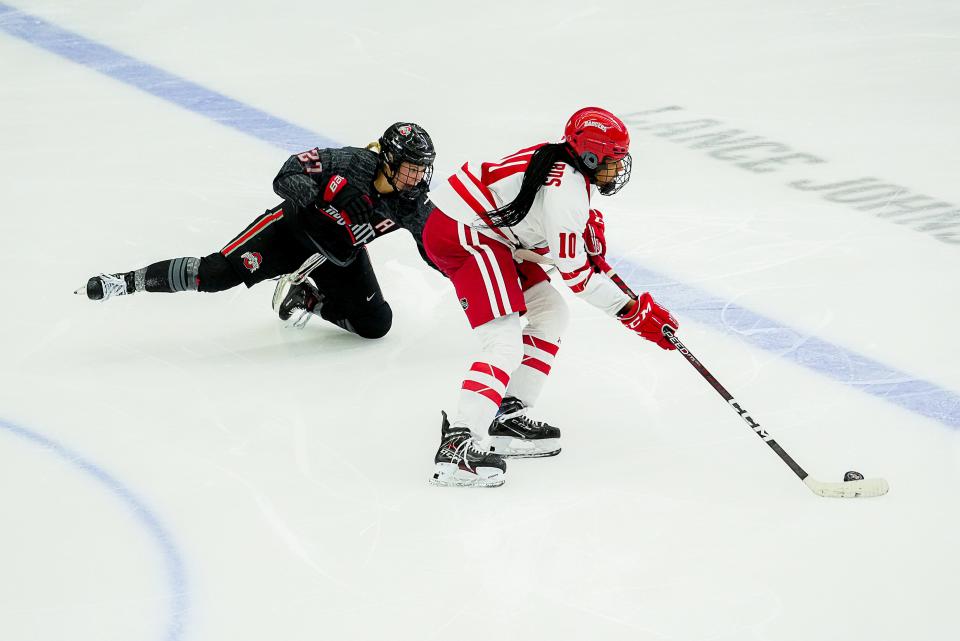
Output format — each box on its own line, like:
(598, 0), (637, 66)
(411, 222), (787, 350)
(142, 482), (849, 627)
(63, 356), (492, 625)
(221, 209), (284, 256)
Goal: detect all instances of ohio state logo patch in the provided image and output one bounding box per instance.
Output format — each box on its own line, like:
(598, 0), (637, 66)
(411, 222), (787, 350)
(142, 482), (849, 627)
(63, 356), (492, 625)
(398, 125), (412, 136)
(241, 251), (262, 272)
(459, 297), (469, 310)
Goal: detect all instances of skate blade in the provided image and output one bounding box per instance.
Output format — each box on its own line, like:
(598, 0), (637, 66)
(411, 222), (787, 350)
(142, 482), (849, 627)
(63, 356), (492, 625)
(272, 275), (294, 312)
(283, 309), (312, 329)
(488, 436), (561, 459)
(429, 463), (505, 488)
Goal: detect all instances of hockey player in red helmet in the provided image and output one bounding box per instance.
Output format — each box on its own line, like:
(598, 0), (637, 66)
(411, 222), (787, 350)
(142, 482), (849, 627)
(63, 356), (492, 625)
(421, 106), (677, 487)
(563, 106), (633, 195)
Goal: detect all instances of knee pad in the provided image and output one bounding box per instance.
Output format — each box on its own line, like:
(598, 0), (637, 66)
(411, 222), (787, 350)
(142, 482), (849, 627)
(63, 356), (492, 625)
(475, 313), (524, 374)
(197, 253), (243, 293)
(523, 282), (570, 339)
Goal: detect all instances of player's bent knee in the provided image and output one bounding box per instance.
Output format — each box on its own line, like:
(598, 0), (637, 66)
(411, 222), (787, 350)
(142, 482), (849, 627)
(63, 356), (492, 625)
(495, 339), (524, 374)
(197, 253), (242, 292)
(347, 301), (393, 339)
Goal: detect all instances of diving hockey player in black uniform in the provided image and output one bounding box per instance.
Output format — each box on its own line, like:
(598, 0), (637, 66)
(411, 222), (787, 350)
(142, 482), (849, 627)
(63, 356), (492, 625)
(76, 123), (436, 339)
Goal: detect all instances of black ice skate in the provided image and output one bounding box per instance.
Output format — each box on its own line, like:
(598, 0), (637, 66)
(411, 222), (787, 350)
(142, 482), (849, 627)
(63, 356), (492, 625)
(272, 277), (322, 329)
(430, 411), (506, 488)
(488, 396), (561, 458)
(75, 273), (134, 301)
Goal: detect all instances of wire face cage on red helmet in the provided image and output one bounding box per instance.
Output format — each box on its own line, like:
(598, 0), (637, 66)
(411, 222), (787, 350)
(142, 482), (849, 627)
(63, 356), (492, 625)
(563, 107), (632, 195)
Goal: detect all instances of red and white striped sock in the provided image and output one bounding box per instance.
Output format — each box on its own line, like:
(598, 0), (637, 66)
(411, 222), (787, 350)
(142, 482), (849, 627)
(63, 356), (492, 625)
(505, 334), (560, 407)
(454, 361), (510, 439)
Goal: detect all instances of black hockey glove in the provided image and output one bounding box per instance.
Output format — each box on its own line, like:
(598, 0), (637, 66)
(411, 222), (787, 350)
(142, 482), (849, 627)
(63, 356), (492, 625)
(323, 174), (376, 225)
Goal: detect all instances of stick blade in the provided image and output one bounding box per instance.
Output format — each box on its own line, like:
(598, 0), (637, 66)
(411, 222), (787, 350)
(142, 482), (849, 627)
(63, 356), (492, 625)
(804, 476), (889, 498)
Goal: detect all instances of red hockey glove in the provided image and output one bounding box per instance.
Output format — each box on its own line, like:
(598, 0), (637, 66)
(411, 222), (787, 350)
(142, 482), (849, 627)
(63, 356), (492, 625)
(618, 292), (678, 350)
(323, 175), (375, 225)
(587, 252), (612, 275)
(584, 209), (612, 274)
(583, 209), (607, 258)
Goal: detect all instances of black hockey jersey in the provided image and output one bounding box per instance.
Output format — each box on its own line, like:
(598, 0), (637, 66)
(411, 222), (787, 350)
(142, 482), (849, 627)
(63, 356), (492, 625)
(273, 146), (434, 266)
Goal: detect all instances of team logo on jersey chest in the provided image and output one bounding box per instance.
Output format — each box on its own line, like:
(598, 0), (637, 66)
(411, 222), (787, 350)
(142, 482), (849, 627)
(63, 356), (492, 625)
(398, 125), (412, 136)
(460, 297), (469, 310)
(241, 251), (262, 272)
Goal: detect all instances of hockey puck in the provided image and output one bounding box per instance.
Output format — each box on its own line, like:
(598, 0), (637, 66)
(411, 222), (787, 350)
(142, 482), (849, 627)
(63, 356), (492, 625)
(844, 470), (864, 482)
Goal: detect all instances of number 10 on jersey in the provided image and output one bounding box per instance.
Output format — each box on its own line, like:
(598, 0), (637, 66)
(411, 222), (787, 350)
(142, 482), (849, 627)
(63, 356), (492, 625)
(558, 233), (577, 258)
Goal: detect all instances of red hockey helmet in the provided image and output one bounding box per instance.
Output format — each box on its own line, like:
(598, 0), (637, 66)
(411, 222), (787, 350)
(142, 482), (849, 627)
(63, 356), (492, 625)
(563, 107), (630, 169)
(563, 107), (632, 195)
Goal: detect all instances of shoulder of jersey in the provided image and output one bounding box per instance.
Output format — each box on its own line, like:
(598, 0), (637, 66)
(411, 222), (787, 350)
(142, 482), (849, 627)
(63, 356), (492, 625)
(541, 161), (591, 203)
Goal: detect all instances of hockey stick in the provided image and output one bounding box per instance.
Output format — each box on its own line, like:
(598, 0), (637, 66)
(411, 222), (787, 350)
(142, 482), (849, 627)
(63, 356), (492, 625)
(607, 266), (889, 498)
(288, 252), (327, 285)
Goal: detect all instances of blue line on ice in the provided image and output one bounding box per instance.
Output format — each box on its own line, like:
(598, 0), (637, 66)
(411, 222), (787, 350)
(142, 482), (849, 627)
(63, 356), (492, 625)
(0, 418), (188, 641)
(0, 3), (335, 153)
(612, 261), (960, 429)
(2, 4), (957, 429)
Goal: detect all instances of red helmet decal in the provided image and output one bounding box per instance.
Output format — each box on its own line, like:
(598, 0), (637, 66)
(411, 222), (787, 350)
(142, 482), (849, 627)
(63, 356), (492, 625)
(579, 119), (610, 131)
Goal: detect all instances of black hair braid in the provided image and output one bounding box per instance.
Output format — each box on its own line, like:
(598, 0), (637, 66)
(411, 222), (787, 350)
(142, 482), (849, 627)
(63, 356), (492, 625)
(484, 143), (576, 228)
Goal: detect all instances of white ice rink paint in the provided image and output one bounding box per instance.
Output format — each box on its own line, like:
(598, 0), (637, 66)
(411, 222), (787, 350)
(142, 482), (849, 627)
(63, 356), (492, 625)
(1, 2), (958, 640)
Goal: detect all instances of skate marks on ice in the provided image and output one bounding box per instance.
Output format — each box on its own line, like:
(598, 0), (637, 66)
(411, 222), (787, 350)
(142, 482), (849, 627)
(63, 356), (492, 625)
(0, 417), (188, 641)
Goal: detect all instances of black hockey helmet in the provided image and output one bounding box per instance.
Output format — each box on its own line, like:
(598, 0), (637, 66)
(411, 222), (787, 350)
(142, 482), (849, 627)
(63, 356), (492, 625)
(378, 122), (436, 196)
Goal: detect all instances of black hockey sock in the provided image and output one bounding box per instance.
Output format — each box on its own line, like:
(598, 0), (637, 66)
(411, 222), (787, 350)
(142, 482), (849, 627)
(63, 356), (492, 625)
(131, 257), (201, 293)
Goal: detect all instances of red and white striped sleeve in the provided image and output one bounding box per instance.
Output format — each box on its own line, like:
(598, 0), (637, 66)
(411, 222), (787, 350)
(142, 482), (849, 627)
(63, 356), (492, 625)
(540, 170), (630, 315)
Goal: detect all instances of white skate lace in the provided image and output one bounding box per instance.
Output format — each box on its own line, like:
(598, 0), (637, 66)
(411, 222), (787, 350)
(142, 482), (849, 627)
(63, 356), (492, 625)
(98, 274), (128, 301)
(447, 431), (486, 463)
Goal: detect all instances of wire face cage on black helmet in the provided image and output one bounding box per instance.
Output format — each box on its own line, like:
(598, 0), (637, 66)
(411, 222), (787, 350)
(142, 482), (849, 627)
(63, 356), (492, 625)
(596, 153), (632, 196)
(378, 122), (436, 197)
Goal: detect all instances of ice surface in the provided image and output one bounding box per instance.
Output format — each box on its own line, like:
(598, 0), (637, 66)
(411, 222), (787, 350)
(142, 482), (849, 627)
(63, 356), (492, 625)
(1, 1), (958, 640)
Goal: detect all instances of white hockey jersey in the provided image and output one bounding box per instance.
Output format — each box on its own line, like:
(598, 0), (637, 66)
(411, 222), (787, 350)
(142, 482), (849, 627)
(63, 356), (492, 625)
(428, 143), (631, 315)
